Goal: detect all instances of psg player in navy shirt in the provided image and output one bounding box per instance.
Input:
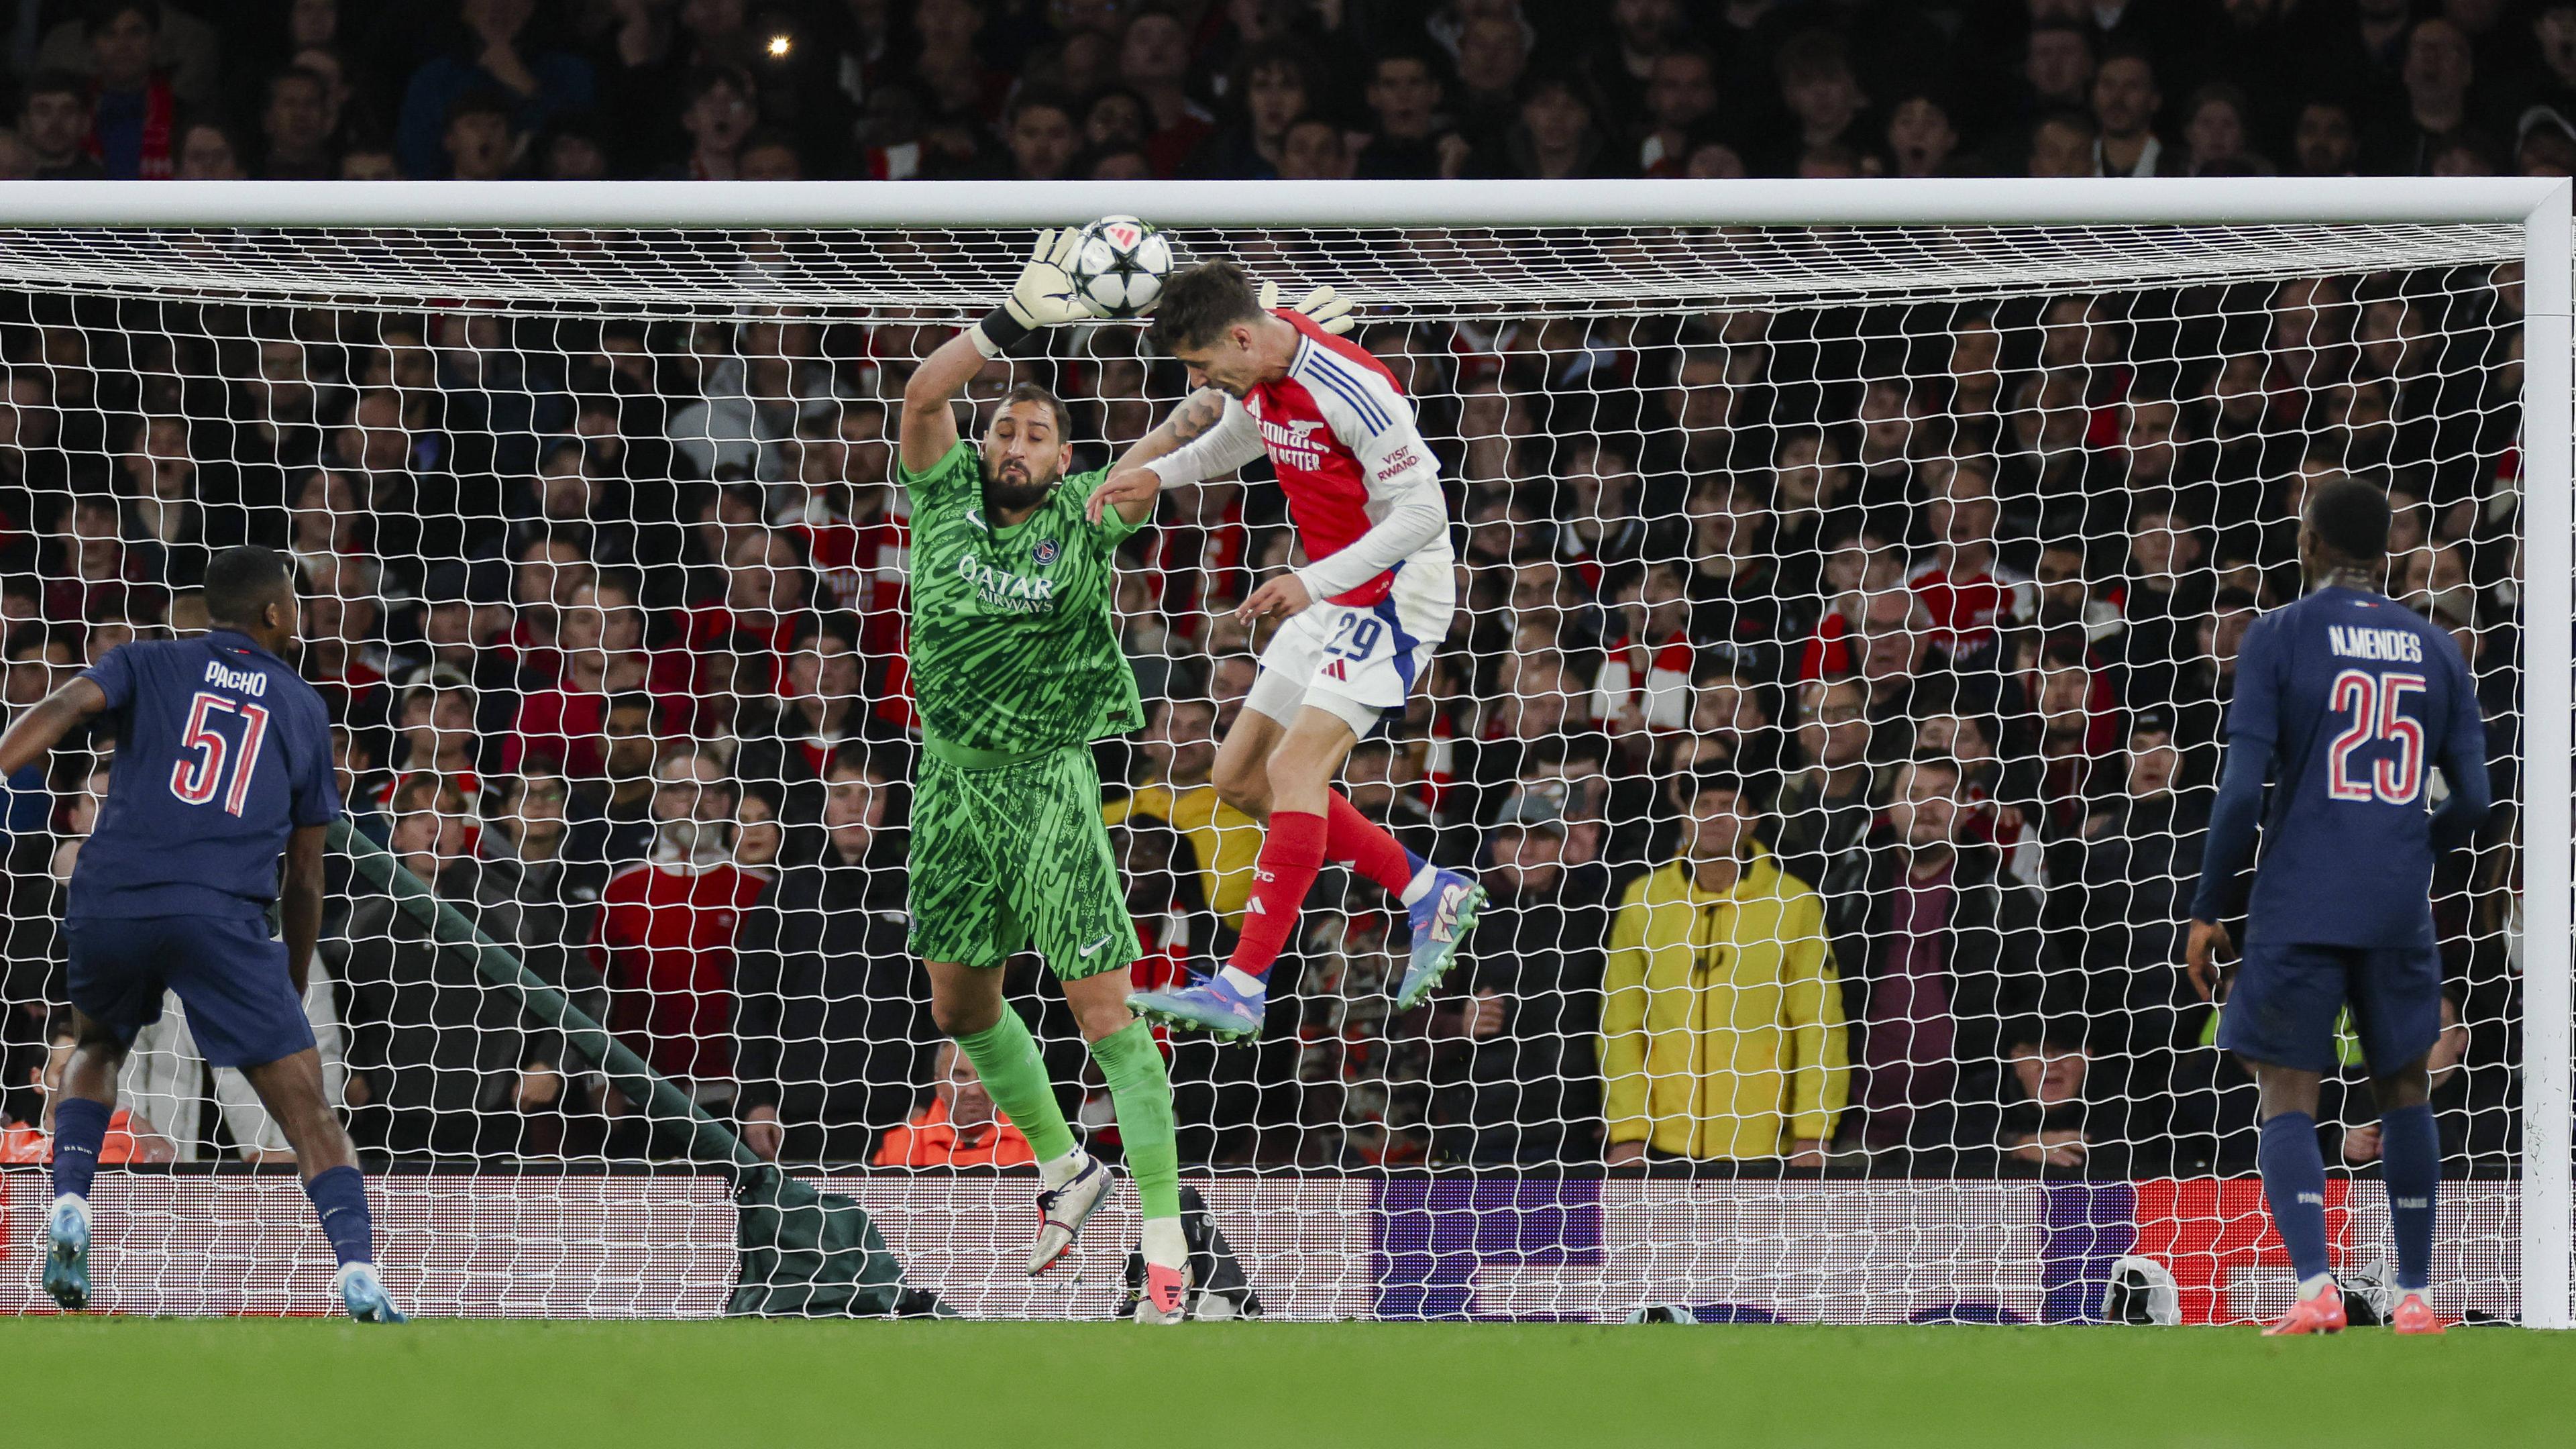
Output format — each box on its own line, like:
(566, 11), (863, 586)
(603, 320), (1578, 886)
(0, 547), (402, 1322)
(2186, 480), (2489, 1337)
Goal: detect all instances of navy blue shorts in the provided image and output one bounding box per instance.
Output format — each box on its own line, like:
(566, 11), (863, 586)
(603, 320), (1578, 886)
(2217, 940), (2443, 1077)
(64, 914), (315, 1070)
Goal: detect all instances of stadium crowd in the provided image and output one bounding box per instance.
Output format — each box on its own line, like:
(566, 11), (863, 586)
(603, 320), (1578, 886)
(0, 0), (2538, 1179)
(6, 1), (2576, 186)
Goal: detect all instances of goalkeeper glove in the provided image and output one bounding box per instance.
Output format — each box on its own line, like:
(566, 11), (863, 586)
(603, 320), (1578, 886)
(970, 228), (1095, 357)
(1258, 279), (1359, 336)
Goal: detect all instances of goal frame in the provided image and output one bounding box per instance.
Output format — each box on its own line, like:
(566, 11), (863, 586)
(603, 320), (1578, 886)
(0, 176), (2561, 1326)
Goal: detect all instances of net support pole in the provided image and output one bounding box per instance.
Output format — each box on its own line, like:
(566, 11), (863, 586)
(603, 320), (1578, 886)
(327, 819), (759, 1172)
(2518, 184), (2573, 1330)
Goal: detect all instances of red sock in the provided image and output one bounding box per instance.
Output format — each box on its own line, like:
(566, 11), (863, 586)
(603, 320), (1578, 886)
(1227, 810), (1328, 979)
(1326, 789), (1421, 898)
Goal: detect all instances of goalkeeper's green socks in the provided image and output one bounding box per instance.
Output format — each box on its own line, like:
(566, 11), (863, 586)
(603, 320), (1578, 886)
(953, 1008), (1081, 1170)
(955, 1011), (1181, 1255)
(1089, 1020), (1181, 1228)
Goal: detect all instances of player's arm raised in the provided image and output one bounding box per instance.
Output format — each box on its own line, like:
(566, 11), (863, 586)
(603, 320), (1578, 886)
(0, 676), (107, 775)
(900, 227), (1094, 476)
(1088, 386), (1259, 525)
(1086, 282), (1358, 526)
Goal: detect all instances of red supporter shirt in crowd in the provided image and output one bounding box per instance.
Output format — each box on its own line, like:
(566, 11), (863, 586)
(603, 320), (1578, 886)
(590, 857), (767, 1084)
(1591, 629), (1694, 731)
(1907, 559), (2029, 659)
(507, 686), (607, 777)
(311, 654), (388, 724)
(1798, 610), (1855, 682)
(788, 495), (916, 731)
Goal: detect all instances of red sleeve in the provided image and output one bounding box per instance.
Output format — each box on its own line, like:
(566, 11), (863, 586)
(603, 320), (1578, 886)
(505, 690), (561, 775)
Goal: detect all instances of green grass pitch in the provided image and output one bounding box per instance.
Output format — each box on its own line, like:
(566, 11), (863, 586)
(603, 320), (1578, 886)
(7, 1320), (2569, 1448)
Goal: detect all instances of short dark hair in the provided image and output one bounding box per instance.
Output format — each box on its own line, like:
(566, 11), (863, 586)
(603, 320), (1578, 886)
(681, 66), (753, 109)
(447, 87), (516, 129)
(23, 68), (85, 106)
(1148, 260), (1265, 354)
(1008, 88), (1077, 128)
(1231, 40), (1319, 103)
(997, 381), (1073, 440)
(2306, 476), (2392, 561)
(1369, 47), (1441, 85)
(203, 546), (294, 629)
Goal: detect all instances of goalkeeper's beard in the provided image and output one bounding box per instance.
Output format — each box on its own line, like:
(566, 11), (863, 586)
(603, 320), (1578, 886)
(981, 454), (1060, 513)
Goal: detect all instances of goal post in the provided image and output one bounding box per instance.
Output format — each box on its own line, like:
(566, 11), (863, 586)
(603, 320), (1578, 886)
(0, 178), (2561, 1324)
(2512, 186), (2571, 1334)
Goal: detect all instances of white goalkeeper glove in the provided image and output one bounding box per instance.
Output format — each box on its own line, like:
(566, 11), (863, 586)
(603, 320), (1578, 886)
(970, 227), (1096, 356)
(1258, 279), (1359, 336)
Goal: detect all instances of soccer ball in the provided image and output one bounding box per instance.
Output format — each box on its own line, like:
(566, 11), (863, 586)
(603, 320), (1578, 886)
(1067, 215), (1174, 319)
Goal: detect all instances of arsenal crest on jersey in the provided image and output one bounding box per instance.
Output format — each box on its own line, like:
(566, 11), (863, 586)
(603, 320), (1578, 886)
(1032, 537), (1059, 566)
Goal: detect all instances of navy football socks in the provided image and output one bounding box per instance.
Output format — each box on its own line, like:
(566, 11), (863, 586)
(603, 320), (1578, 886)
(2259, 1111), (2333, 1288)
(303, 1165), (376, 1268)
(2379, 1103), (2440, 1293)
(50, 1097), (109, 1202)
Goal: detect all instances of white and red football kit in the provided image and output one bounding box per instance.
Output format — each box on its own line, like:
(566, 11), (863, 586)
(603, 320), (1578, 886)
(1591, 629), (1695, 733)
(591, 855), (767, 1085)
(1907, 556), (2033, 661)
(1145, 309), (1454, 733)
(792, 492), (918, 731)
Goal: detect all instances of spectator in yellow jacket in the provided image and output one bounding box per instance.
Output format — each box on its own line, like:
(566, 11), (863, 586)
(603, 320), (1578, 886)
(1106, 696), (1261, 928)
(1602, 767), (1849, 1166)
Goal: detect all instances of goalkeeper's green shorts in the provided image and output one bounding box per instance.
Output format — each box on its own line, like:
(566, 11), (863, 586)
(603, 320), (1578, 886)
(910, 740), (1138, 981)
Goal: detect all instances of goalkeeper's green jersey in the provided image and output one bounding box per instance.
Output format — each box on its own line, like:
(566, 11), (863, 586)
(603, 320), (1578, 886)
(901, 439), (1145, 756)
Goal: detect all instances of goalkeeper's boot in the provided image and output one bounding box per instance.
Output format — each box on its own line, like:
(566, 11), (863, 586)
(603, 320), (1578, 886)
(1136, 1261), (1189, 1326)
(2261, 1283), (2347, 1336)
(42, 1194), (91, 1313)
(1394, 869), (1487, 1011)
(335, 1263), (407, 1324)
(1026, 1155), (1112, 1277)
(2390, 1293), (2447, 1336)
(1128, 972), (1265, 1042)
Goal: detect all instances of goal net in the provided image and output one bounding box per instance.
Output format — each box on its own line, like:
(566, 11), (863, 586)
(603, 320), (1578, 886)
(0, 180), (2563, 1326)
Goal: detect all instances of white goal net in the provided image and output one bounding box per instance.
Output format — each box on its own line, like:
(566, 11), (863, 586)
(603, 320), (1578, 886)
(0, 180), (2564, 1326)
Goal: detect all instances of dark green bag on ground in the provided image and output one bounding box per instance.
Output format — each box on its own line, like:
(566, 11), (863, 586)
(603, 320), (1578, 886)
(729, 1165), (949, 1318)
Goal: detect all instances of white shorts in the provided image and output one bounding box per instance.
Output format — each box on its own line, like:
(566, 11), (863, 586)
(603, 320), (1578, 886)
(1244, 561), (1454, 735)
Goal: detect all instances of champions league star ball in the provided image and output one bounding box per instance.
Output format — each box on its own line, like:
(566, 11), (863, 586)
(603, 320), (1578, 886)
(1067, 215), (1174, 319)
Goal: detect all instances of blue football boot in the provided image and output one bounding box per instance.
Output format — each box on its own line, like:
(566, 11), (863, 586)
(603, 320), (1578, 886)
(42, 1195), (90, 1312)
(335, 1263), (408, 1324)
(1394, 869), (1487, 1010)
(1128, 971), (1267, 1041)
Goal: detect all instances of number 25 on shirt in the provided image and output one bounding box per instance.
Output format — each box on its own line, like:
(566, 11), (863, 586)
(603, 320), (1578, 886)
(2324, 669), (2424, 806)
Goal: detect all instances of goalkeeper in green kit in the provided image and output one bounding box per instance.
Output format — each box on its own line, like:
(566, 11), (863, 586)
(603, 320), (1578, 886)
(895, 229), (1194, 1321)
